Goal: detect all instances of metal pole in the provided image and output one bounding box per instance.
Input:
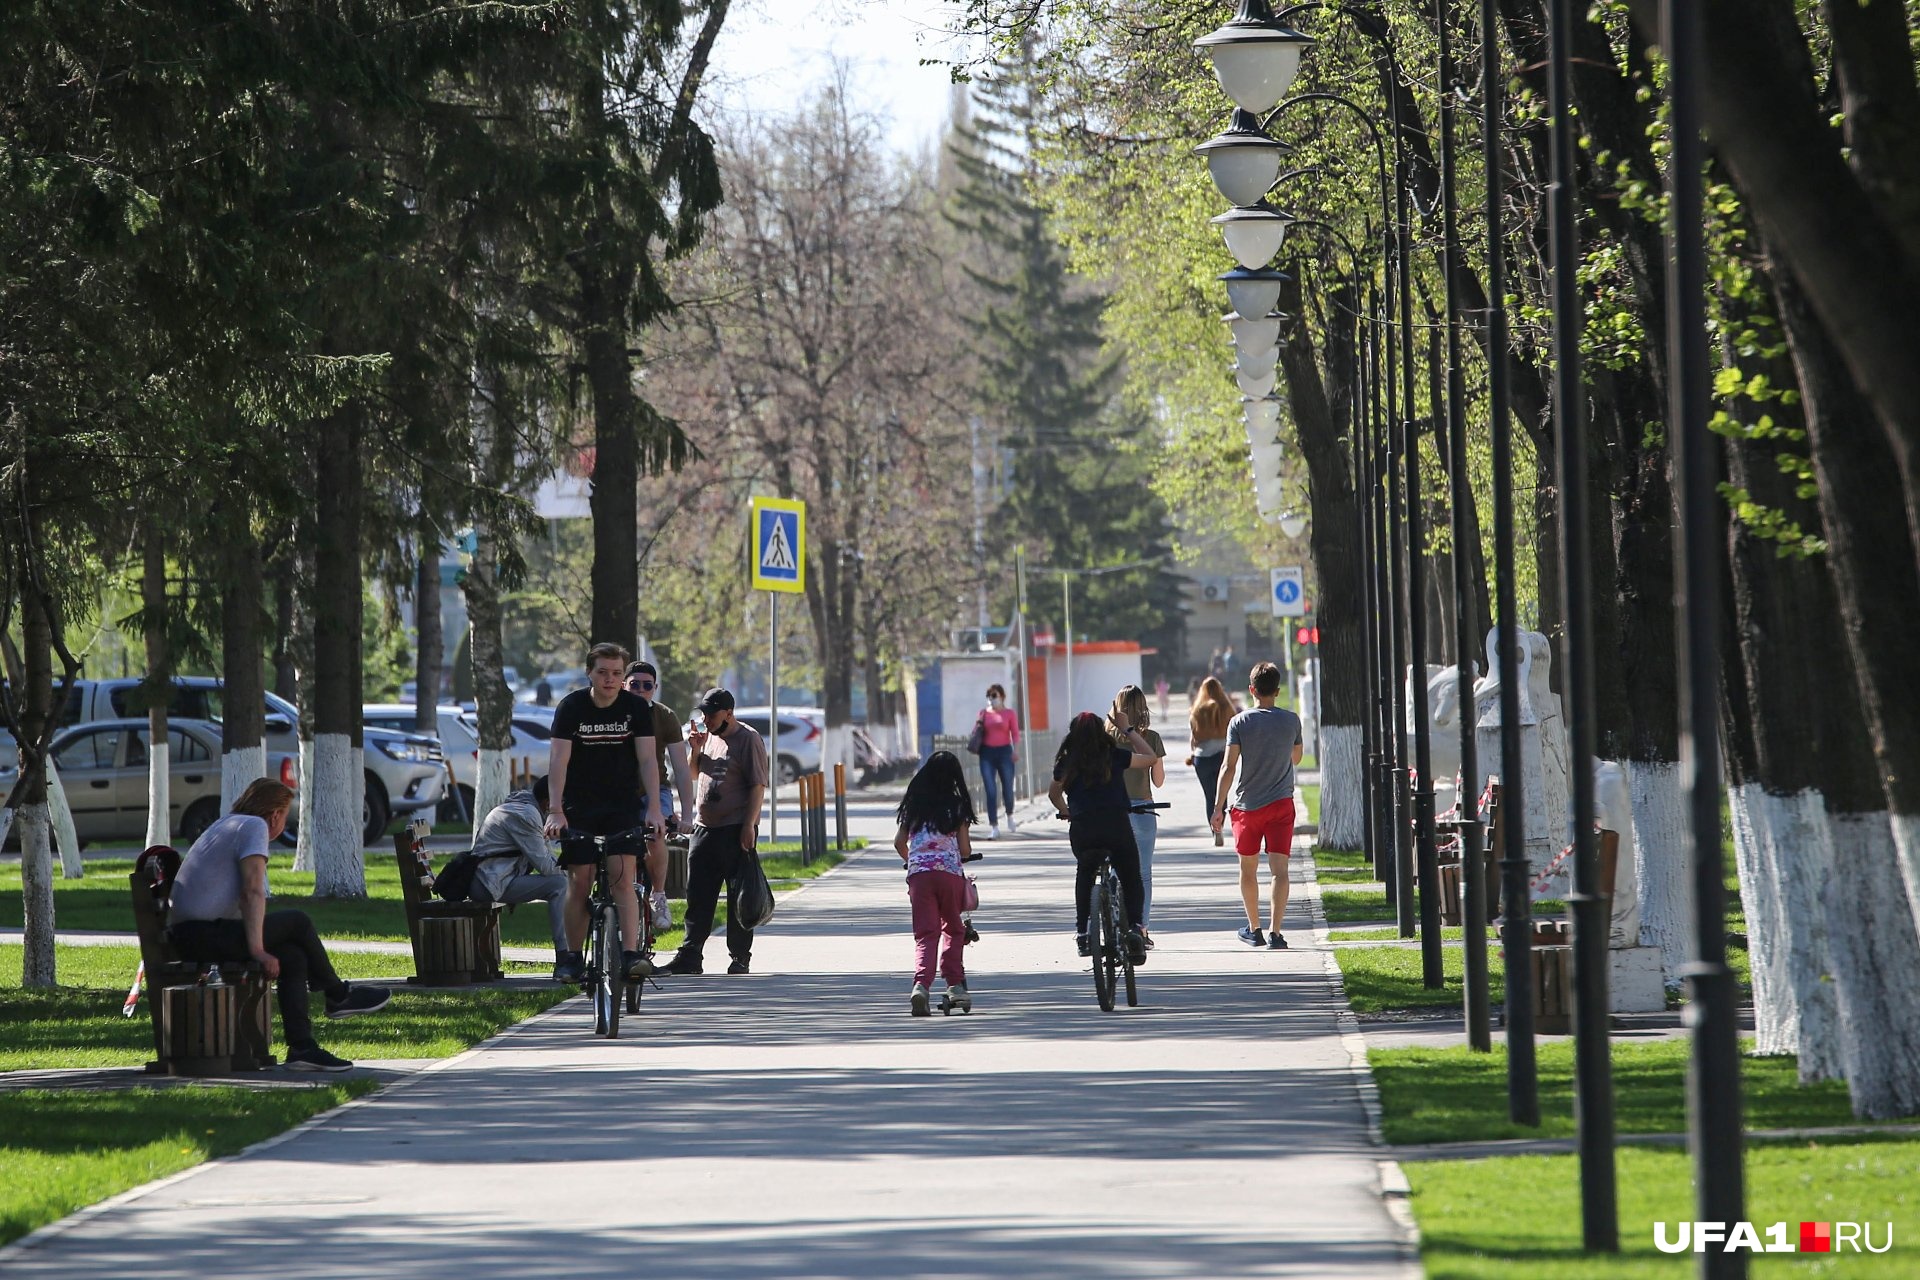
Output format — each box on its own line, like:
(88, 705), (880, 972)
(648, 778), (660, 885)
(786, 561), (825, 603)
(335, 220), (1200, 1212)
(1663, 2), (1746, 1269)
(1483, 0), (1538, 1125)
(1391, 60), (1442, 985)
(760, 594), (768, 844)
(1368, 286), (1399, 914)
(1438, 0), (1491, 1052)
(1351, 289), (1380, 882)
(1549, 0), (1618, 1249)
(1383, 269), (1415, 940)
(1063, 572), (1074, 724)
(1017, 548), (1035, 801)
(1418, 323), (1447, 989)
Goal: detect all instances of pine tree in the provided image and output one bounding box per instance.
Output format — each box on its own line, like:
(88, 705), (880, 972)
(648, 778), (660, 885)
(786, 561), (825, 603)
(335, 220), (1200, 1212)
(944, 46), (1185, 655)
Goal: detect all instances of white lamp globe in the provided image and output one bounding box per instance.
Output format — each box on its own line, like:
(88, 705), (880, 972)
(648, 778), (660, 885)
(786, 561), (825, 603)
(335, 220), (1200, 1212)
(1221, 268), (1287, 324)
(1211, 203), (1295, 270)
(1195, 111), (1287, 207)
(1280, 510), (1309, 538)
(1193, 2), (1316, 115)
(1234, 365), (1276, 398)
(1225, 310), (1283, 353)
(1243, 395), (1282, 433)
(1252, 445), (1285, 479)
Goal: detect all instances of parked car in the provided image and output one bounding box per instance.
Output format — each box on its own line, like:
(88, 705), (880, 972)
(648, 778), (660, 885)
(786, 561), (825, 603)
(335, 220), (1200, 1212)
(364, 703), (549, 821)
(0, 677), (443, 845)
(2, 719), (299, 846)
(732, 706), (822, 785)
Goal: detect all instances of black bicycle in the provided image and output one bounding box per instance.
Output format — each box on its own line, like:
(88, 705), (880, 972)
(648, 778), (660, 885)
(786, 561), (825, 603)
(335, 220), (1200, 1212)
(560, 826), (654, 1038)
(1059, 802), (1165, 1012)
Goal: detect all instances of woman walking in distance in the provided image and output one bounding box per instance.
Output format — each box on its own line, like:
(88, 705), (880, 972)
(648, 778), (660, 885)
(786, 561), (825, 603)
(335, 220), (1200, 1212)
(1188, 676), (1236, 847)
(1109, 686), (1165, 945)
(976, 684), (1021, 839)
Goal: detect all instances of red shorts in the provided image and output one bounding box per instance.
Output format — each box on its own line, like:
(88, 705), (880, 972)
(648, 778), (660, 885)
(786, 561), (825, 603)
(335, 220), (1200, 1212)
(1230, 797), (1296, 858)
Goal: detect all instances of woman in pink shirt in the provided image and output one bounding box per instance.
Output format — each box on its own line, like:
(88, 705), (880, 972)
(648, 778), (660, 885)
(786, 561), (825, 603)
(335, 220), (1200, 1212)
(976, 684), (1021, 839)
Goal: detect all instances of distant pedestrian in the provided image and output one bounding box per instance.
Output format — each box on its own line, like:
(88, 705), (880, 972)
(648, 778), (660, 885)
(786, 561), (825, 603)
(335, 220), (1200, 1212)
(1210, 662), (1304, 949)
(893, 750), (976, 1016)
(1207, 647), (1225, 679)
(1108, 686), (1165, 945)
(1187, 676), (1236, 847)
(1154, 674), (1171, 720)
(661, 688), (770, 976)
(1221, 644), (1236, 677)
(976, 684), (1020, 839)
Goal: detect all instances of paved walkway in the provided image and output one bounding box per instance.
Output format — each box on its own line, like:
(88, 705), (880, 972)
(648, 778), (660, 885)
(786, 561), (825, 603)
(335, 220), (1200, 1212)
(5, 723), (1418, 1279)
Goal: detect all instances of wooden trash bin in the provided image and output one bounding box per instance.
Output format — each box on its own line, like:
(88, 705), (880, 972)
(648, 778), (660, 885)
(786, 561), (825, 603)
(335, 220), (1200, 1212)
(415, 917), (476, 986)
(1532, 945), (1575, 1034)
(159, 984), (235, 1076)
(1438, 863), (1464, 927)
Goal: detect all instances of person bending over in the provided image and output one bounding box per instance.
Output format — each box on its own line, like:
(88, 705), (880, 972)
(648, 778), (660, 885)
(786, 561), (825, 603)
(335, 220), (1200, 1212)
(472, 781), (572, 979)
(168, 779), (389, 1072)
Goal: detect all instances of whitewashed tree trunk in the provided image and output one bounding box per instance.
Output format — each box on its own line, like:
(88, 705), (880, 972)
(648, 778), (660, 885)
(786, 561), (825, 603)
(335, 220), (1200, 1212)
(143, 738), (171, 850)
(45, 760), (82, 877)
(1628, 759), (1692, 983)
(312, 734), (365, 896)
(821, 724), (855, 788)
(1318, 723), (1364, 848)
(1894, 812), (1920, 948)
(221, 745), (267, 813)
(1733, 785), (1843, 1080)
(1729, 784), (1792, 1054)
(1824, 809), (1920, 1118)
(294, 741), (316, 872)
(18, 801), (55, 986)
(472, 749), (511, 838)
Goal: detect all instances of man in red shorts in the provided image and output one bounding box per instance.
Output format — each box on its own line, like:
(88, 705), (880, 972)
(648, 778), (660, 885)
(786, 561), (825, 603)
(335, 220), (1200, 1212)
(1209, 661), (1305, 949)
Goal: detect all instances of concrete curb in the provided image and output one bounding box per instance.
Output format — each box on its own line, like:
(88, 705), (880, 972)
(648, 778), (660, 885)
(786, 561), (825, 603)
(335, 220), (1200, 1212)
(0, 986), (581, 1266)
(1303, 843), (1422, 1259)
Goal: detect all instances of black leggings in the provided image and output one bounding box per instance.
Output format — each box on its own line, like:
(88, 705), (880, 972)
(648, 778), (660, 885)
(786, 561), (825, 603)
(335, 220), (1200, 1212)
(1194, 751), (1224, 818)
(169, 910), (348, 1050)
(1068, 810), (1145, 935)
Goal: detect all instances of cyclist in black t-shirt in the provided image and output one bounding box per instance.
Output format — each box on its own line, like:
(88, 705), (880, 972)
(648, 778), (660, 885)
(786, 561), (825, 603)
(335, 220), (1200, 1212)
(545, 642), (663, 983)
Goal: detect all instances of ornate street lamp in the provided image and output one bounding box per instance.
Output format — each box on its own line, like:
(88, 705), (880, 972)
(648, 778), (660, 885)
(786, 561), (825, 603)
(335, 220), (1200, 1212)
(1194, 0), (1315, 113)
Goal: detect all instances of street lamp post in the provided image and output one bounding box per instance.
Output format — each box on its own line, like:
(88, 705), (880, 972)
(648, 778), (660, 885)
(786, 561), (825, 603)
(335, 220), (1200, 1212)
(1548, 0), (1619, 1250)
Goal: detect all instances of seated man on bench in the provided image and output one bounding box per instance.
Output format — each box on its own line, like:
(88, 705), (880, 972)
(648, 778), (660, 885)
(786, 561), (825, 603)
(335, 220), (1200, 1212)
(475, 779), (571, 979)
(168, 778), (390, 1072)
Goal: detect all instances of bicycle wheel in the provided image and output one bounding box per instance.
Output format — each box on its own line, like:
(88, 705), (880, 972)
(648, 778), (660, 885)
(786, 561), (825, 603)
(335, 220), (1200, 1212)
(595, 903), (623, 1039)
(1090, 876), (1116, 1013)
(1112, 872), (1139, 1008)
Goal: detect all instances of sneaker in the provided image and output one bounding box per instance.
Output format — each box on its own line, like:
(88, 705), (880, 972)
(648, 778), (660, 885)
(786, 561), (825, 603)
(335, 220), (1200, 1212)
(910, 982), (931, 1017)
(1004, 816), (1018, 834)
(727, 955), (751, 975)
(1140, 929), (1156, 950)
(324, 983), (390, 1019)
(284, 1044), (353, 1073)
(982, 824), (999, 841)
(1126, 927), (1148, 965)
(650, 891), (673, 932)
(1237, 925), (1267, 948)
(1075, 933), (1092, 958)
(624, 950), (655, 980)
(942, 982), (971, 1015)
(1268, 932), (1289, 950)
(553, 952), (586, 983)
(658, 950), (704, 976)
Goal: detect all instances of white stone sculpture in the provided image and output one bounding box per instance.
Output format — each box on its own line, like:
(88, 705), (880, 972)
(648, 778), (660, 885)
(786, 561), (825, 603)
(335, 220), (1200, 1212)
(1471, 628), (1554, 878)
(1409, 662), (1471, 819)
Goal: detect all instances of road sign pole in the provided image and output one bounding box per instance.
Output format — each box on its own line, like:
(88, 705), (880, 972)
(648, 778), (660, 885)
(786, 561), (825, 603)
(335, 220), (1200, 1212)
(769, 592), (778, 844)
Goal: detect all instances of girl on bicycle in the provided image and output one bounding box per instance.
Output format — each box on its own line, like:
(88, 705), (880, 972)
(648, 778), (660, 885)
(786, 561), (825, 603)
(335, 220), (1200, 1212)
(893, 750), (977, 1016)
(1048, 711), (1157, 963)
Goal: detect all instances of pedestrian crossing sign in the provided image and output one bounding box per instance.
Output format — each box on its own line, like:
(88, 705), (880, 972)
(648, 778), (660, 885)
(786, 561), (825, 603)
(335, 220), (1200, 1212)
(749, 497), (806, 593)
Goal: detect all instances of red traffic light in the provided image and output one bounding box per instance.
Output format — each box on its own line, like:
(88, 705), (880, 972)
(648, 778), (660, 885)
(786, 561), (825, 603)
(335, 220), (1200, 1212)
(1295, 626), (1319, 645)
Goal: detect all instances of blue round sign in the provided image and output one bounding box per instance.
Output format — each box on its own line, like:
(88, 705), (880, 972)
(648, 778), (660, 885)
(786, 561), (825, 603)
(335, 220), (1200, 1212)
(1275, 579), (1301, 605)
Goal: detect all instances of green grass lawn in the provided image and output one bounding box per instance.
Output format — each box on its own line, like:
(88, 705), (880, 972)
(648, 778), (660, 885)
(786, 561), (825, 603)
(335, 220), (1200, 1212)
(1317, 868), (1379, 884)
(1312, 848), (1369, 868)
(0, 943), (572, 1071)
(1337, 939), (1507, 1014)
(1297, 782), (1320, 826)
(1322, 888), (1393, 922)
(1371, 1038), (1913, 1145)
(1330, 925), (1484, 942)
(0, 1083), (379, 1247)
(0, 846), (851, 949)
(1408, 1137), (1920, 1278)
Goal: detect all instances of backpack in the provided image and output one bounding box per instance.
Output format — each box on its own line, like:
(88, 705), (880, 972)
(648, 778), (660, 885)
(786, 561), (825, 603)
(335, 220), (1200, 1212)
(432, 850), (485, 903)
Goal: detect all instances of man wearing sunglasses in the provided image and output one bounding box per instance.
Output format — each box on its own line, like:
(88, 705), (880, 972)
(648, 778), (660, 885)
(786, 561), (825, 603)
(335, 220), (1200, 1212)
(626, 660), (693, 931)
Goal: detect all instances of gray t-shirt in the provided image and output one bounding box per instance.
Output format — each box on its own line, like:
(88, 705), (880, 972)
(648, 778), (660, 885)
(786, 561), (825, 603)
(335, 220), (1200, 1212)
(1227, 705), (1304, 812)
(168, 814), (271, 922)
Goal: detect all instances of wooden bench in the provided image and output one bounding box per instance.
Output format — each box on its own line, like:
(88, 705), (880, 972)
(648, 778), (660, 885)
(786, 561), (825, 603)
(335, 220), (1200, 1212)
(394, 823), (504, 985)
(129, 864), (275, 1075)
